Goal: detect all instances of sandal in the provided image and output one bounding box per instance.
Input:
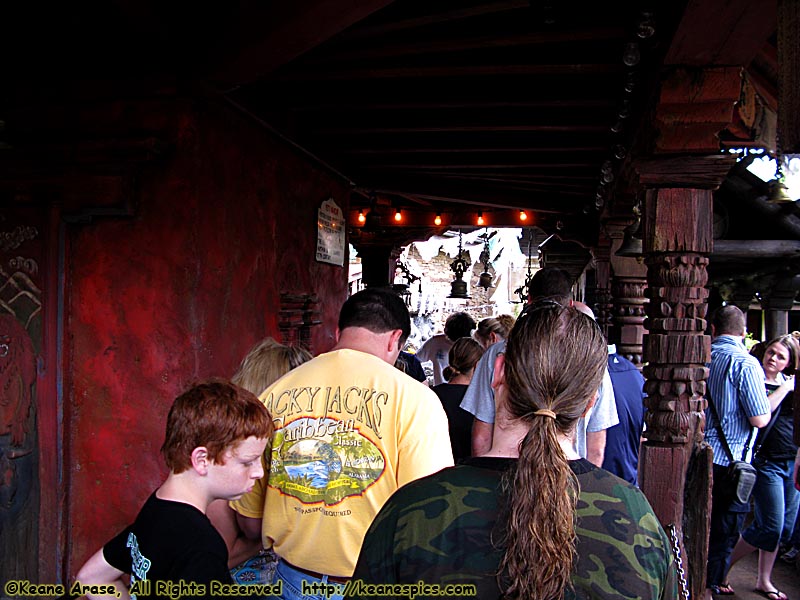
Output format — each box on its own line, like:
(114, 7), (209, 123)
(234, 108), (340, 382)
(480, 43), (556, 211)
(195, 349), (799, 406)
(709, 583), (735, 595)
(754, 589), (788, 600)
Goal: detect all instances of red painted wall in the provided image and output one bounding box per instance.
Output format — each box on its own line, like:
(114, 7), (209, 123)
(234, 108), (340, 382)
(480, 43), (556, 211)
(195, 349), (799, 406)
(65, 95), (349, 573)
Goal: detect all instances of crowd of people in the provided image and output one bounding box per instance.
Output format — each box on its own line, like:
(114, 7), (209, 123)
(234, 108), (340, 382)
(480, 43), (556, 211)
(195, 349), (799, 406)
(704, 307), (799, 600)
(68, 267), (799, 600)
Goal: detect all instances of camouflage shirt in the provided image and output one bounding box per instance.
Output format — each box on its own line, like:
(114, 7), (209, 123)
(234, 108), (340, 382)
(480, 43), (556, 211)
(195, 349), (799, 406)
(349, 457), (678, 599)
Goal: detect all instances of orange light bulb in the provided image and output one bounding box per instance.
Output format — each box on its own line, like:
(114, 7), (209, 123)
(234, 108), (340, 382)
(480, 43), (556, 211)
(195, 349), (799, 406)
(520, 210), (527, 221)
(434, 213), (442, 226)
(358, 211), (366, 223)
(477, 212), (484, 226)
(394, 209), (402, 222)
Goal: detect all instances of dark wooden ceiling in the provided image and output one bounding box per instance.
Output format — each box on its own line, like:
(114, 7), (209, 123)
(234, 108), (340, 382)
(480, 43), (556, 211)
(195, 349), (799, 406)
(224, 0), (685, 232)
(1, 0), (785, 250)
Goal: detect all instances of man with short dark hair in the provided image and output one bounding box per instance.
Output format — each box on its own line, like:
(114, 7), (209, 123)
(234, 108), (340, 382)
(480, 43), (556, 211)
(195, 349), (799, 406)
(705, 305), (770, 599)
(232, 288), (453, 600)
(416, 311), (476, 385)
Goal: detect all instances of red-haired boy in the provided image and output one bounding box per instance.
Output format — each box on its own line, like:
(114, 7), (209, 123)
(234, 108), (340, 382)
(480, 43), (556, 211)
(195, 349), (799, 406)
(72, 380), (273, 600)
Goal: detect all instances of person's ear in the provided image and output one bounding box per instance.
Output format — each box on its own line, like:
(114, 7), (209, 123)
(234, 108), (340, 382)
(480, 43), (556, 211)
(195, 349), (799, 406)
(387, 329), (404, 353)
(491, 353), (506, 391)
(490, 332), (499, 345)
(334, 327), (341, 343)
(191, 447), (210, 475)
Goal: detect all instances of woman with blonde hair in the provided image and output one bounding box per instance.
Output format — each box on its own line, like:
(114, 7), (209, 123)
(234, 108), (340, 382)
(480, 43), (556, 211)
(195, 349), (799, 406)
(209, 337), (312, 584)
(349, 303), (676, 599)
(473, 315), (514, 349)
(232, 337), (313, 396)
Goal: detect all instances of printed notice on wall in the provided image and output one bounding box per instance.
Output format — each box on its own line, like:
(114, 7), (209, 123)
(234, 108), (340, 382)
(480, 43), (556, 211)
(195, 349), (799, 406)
(316, 197), (345, 266)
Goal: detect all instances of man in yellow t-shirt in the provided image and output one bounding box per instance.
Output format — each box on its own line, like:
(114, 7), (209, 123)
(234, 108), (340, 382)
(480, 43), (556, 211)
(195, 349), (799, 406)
(231, 288), (454, 599)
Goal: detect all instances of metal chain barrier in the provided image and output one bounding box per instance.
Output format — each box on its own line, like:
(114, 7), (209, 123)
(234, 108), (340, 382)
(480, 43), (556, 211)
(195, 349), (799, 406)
(667, 523), (690, 600)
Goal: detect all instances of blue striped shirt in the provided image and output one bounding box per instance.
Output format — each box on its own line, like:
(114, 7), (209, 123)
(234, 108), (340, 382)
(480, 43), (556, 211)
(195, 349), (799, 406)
(705, 335), (770, 466)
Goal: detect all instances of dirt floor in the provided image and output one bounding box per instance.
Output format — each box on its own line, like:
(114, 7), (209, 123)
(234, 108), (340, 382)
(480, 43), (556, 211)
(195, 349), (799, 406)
(724, 550), (799, 600)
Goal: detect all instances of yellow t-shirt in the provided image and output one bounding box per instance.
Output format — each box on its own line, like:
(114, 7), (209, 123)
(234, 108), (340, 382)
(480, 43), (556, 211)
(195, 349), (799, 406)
(230, 348), (454, 577)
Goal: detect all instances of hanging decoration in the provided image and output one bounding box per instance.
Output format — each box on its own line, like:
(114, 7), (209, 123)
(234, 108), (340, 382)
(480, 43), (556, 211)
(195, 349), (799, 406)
(476, 228), (494, 290)
(448, 230), (471, 299)
(767, 134), (794, 203)
(513, 228), (536, 303)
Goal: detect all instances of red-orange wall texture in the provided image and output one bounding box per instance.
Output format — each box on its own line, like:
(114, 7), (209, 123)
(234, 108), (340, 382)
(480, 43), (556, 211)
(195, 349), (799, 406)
(64, 95), (349, 573)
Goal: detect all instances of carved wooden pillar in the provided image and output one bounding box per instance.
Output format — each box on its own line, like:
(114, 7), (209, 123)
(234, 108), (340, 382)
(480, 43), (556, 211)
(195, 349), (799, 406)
(605, 217), (648, 357)
(638, 185), (715, 598)
(590, 239), (613, 341)
(611, 275), (648, 367)
(761, 274), (800, 340)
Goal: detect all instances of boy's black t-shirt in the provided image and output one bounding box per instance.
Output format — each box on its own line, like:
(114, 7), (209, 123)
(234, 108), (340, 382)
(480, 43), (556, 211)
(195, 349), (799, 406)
(102, 493), (233, 600)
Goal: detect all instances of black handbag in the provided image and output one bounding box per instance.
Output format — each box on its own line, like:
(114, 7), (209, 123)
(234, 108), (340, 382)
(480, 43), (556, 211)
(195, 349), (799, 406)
(707, 394), (758, 504)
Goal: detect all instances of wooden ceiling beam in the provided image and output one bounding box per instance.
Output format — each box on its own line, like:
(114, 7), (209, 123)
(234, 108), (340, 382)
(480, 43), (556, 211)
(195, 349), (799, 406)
(665, 0), (776, 66)
(358, 179), (588, 213)
(312, 124), (609, 135)
(356, 163), (597, 170)
(334, 146), (607, 155)
(206, 0), (396, 89)
(268, 63), (622, 82)
(302, 27), (625, 63)
(288, 99), (615, 112)
(345, 0), (529, 39)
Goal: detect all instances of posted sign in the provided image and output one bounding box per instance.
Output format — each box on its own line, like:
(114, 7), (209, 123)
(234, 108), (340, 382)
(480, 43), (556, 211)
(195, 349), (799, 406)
(316, 197), (345, 266)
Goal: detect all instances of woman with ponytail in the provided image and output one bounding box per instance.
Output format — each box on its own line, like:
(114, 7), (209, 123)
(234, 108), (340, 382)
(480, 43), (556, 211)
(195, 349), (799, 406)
(348, 303), (677, 599)
(433, 337), (485, 460)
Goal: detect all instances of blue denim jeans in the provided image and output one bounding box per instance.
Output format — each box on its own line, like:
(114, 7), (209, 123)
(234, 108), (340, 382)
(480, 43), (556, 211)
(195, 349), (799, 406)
(707, 464), (750, 587)
(267, 559), (345, 600)
(742, 457), (800, 551)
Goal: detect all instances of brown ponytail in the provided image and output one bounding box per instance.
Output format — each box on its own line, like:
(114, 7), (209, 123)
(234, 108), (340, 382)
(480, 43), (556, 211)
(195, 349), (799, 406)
(497, 305), (606, 599)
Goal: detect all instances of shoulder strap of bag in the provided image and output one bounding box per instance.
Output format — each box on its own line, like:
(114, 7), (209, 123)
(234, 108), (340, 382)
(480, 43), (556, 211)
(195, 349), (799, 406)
(753, 407), (781, 456)
(707, 392), (755, 462)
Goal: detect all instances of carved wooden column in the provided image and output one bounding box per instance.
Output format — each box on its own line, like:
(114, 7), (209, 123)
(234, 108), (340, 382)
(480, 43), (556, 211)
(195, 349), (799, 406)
(638, 183), (717, 599)
(634, 154), (734, 599)
(611, 275), (648, 367)
(761, 274), (800, 340)
(604, 217), (648, 360)
(590, 237), (613, 341)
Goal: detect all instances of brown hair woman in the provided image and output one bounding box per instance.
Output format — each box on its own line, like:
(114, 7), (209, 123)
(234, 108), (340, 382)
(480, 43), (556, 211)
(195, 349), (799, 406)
(725, 334), (799, 600)
(432, 337), (485, 460)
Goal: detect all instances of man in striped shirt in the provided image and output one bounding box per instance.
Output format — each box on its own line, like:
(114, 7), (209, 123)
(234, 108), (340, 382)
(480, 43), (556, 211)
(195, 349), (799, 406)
(704, 305), (771, 599)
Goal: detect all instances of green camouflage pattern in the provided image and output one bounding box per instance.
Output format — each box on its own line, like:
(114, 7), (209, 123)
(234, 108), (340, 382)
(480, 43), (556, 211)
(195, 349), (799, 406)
(349, 457), (678, 599)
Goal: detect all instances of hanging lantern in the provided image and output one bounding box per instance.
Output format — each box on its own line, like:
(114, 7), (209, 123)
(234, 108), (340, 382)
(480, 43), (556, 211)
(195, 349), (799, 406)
(767, 133), (795, 203)
(615, 203), (643, 258)
(476, 229), (494, 290)
(448, 230), (470, 299)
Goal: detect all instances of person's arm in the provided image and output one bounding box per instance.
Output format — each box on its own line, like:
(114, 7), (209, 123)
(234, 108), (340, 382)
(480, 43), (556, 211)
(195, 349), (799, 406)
(236, 513), (263, 541)
(741, 359), (771, 427)
(471, 419), (493, 456)
(585, 430), (606, 467)
(460, 343), (502, 456)
(794, 447), (800, 492)
(74, 549), (130, 600)
(767, 375), (795, 412)
(207, 500), (262, 568)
